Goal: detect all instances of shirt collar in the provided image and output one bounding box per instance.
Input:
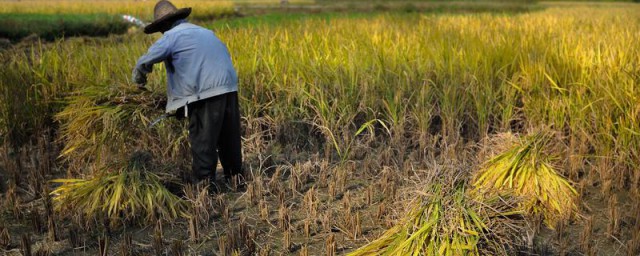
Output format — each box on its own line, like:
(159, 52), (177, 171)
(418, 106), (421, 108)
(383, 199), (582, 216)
(169, 19), (187, 30)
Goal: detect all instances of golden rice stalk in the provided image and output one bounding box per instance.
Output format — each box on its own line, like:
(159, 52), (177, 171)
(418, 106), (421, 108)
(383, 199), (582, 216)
(55, 84), (188, 173)
(50, 152), (189, 224)
(471, 131), (577, 228)
(348, 186), (513, 256)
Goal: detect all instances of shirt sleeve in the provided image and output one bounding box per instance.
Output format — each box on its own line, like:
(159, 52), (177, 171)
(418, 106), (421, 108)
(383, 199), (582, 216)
(133, 35), (173, 77)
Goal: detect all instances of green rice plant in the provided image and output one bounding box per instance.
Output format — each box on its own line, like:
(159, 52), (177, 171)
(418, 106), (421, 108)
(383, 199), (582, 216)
(348, 186), (520, 256)
(0, 42), (71, 148)
(50, 152), (188, 224)
(471, 131), (577, 228)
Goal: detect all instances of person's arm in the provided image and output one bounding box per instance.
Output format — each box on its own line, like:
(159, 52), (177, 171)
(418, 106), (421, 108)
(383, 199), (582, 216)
(132, 35), (172, 86)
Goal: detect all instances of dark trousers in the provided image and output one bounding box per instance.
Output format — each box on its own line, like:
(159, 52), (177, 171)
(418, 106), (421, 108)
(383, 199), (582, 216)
(188, 92), (243, 181)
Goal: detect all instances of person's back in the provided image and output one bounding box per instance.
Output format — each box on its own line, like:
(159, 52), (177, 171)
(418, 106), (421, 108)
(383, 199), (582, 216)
(162, 22), (238, 112)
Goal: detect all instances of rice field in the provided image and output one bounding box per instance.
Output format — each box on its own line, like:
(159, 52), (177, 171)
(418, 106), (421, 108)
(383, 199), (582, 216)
(1, 1), (640, 255)
(0, 0), (235, 19)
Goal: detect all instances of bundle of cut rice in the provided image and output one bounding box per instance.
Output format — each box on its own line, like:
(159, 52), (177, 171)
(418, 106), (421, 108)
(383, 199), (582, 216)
(471, 131), (577, 228)
(348, 186), (522, 256)
(51, 151), (188, 224)
(56, 84), (189, 173)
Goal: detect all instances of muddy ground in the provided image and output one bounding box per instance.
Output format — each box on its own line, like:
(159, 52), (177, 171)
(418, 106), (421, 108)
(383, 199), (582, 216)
(1, 135), (638, 256)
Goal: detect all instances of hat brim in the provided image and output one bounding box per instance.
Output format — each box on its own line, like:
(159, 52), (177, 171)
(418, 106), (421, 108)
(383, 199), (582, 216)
(144, 7), (191, 34)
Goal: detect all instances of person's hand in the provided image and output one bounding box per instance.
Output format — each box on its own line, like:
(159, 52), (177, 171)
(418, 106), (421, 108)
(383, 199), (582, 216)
(137, 84), (148, 91)
(132, 69), (147, 87)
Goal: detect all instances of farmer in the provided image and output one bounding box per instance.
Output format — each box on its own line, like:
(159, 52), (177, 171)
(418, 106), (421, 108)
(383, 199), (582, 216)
(132, 0), (243, 191)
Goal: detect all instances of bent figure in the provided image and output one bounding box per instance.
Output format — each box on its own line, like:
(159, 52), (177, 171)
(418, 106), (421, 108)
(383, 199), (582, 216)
(132, 0), (243, 188)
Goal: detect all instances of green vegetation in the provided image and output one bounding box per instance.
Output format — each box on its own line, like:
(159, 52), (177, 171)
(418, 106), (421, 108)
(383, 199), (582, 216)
(237, 0), (540, 17)
(0, 0), (237, 41)
(0, 13), (128, 41)
(0, 0), (542, 42)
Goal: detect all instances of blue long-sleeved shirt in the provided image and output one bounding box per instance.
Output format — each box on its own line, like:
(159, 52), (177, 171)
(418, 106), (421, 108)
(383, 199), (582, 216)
(133, 20), (238, 113)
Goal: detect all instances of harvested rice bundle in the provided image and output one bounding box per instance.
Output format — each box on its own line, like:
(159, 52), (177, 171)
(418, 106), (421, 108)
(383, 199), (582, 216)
(472, 131), (578, 228)
(55, 84), (189, 173)
(51, 152), (188, 224)
(349, 186), (521, 256)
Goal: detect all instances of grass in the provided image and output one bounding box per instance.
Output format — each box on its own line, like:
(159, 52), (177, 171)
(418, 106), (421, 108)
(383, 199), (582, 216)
(210, 12), (378, 30)
(0, 13), (128, 41)
(234, 1), (541, 21)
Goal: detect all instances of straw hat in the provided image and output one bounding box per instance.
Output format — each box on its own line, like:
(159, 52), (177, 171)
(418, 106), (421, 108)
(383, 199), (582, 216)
(144, 0), (191, 34)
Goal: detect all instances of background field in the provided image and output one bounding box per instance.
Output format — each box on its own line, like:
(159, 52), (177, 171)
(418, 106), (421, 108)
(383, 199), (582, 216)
(1, 1), (640, 255)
